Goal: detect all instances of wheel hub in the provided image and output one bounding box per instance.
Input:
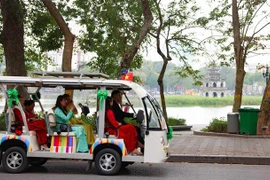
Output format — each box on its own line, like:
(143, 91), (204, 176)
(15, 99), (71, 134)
(7, 152), (23, 169)
(99, 153), (116, 171)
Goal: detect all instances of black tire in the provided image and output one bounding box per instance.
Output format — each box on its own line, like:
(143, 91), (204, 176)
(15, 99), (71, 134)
(2, 147), (28, 173)
(95, 148), (121, 175)
(28, 158), (47, 167)
(121, 162), (134, 168)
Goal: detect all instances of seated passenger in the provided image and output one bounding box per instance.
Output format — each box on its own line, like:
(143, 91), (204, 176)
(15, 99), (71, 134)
(12, 95), (24, 135)
(62, 94), (95, 145)
(111, 90), (144, 145)
(105, 96), (143, 155)
(54, 95), (89, 153)
(14, 98), (49, 150)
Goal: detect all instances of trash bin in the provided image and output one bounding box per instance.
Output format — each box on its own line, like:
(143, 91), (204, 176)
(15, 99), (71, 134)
(238, 107), (260, 135)
(227, 112), (239, 134)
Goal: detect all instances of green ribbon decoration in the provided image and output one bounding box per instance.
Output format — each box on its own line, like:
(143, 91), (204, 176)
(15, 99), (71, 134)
(167, 126), (173, 140)
(8, 88), (19, 107)
(97, 90), (108, 109)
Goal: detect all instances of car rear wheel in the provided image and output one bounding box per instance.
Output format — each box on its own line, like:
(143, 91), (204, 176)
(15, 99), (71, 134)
(95, 148), (121, 175)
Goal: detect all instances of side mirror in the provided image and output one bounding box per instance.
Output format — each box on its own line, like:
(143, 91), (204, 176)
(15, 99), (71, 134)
(136, 110), (144, 124)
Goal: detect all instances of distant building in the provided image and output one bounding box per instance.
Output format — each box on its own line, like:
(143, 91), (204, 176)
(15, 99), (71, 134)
(200, 66), (227, 97)
(46, 50), (92, 71)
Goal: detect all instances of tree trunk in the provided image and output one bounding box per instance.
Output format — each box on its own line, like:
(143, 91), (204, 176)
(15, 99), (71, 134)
(1, 0), (28, 99)
(152, 0), (171, 121)
(120, 0), (153, 71)
(1, 0), (26, 76)
(257, 80), (270, 135)
(42, 0), (75, 97)
(158, 60), (168, 121)
(42, 0), (75, 73)
(232, 0), (245, 112)
(232, 67), (245, 112)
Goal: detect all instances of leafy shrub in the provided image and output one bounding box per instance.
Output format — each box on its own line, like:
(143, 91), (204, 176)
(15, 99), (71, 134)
(0, 113), (6, 131)
(124, 116), (186, 126)
(80, 115), (96, 131)
(124, 117), (138, 126)
(167, 117), (186, 126)
(202, 117), (227, 133)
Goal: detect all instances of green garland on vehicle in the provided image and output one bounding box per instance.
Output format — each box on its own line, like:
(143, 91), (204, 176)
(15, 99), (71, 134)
(7, 88), (18, 107)
(167, 127), (173, 140)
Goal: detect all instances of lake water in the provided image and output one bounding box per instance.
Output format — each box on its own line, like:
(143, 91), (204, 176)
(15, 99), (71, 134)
(166, 105), (260, 125)
(0, 98), (259, 129)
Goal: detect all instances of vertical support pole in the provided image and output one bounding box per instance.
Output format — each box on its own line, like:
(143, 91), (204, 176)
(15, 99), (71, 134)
(97, 86), (106, 138)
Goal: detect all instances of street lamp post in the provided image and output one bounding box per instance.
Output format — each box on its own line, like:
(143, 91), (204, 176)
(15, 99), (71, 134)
(263, 64), (269, 85)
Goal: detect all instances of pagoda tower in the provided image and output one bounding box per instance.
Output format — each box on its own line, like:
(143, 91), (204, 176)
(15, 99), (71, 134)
(200, 66), (227, 97)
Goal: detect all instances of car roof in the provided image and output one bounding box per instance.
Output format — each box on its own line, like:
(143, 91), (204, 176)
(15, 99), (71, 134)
(0, 72), (149, 97)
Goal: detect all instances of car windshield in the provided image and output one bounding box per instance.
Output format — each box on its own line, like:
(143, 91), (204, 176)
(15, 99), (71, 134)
(143, 95), (167, 130)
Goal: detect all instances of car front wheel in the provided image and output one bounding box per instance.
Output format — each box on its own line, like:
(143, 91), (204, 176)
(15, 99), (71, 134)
(2, 146), (28, 173)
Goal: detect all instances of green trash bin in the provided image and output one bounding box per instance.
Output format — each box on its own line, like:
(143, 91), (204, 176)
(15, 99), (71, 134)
(238, 107), (260, 135)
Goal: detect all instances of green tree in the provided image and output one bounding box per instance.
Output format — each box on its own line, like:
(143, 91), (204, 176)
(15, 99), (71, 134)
(71, 0), (152, 78)
(205, 0), (270, 112)
(148, 0), (204, 120)
(220, 66), (236, 90)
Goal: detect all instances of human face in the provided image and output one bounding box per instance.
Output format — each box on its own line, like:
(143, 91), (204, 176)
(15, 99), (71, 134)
(60, 98), (68, 107)
(113, 93), (122, 103)
(24, 102), (34, 112)
(65, 96), (72, 104)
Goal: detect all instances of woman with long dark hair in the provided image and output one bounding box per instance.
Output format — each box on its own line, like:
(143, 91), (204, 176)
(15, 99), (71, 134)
(54, 95), (89, 153)
(105, 96), (143, 155)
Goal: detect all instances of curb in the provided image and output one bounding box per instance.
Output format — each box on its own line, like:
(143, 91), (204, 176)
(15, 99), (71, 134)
(171, 125), (193, 131)
(193, 131), (270, 138)
(166, 154), (270, 165)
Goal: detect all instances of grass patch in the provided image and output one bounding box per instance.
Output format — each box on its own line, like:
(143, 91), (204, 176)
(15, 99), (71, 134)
(165, 95), (262, 107)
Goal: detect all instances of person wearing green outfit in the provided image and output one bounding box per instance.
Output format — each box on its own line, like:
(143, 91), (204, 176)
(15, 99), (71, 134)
(54, 95), (89, 153)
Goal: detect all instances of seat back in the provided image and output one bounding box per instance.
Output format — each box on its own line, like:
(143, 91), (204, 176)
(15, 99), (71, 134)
(46, 109), (57, 135)
(45, 109), (76, 136)
(47, 109), (56, 127)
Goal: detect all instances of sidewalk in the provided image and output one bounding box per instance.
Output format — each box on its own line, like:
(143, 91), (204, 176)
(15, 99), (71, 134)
(167, 130), (270, 165)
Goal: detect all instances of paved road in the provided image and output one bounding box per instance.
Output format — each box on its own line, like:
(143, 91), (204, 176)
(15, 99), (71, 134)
(0, 160), (269, 180)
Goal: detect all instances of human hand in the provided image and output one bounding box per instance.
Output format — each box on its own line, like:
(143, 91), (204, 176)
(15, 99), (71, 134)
(70, 104), (76, 111)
